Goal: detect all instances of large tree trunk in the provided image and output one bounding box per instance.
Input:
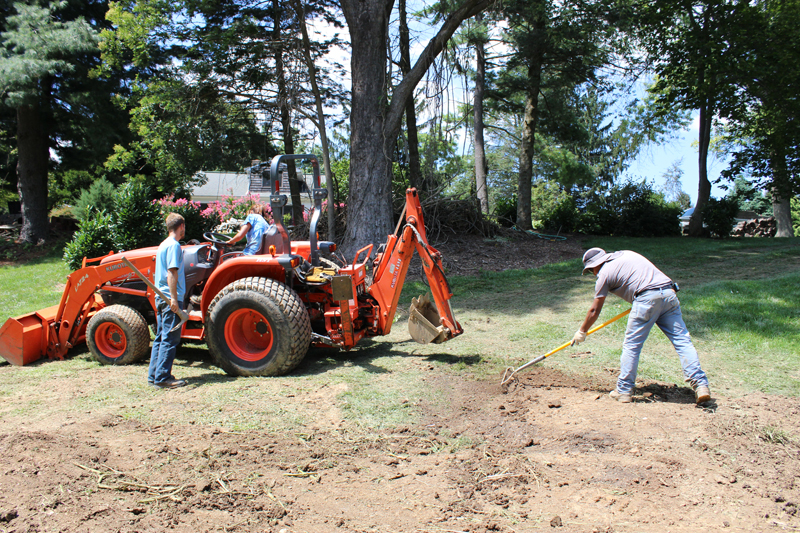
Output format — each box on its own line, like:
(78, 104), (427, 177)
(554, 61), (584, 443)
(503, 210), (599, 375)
(773, 193), (793, 237)
(473, 21), (488, 215)
(16, 100), (49, 244)
(688, 102), (712, 237)
(339, 0), (395, 255)
(340, 0), (491, 255)
(771, 148), (795, 237)
(398, 0), (422, 192)
(273, 4), (303, 226)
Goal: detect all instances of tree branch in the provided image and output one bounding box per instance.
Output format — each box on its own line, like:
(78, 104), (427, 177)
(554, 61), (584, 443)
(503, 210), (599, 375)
(383, 0), (493, 143)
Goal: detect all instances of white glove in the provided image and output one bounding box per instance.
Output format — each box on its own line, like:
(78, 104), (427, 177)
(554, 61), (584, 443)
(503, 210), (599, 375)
(571, 330), (587, 346)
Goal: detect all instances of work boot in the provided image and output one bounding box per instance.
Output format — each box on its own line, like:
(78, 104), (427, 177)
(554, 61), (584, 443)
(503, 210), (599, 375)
(694, 385), (711, 404)
(154, 378), (187, 389)
(686, 378), (711, 404)
(609, 389), (632, 403)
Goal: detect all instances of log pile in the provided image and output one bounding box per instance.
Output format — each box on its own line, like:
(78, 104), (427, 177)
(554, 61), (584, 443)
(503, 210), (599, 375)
(731, 217), (776, 237)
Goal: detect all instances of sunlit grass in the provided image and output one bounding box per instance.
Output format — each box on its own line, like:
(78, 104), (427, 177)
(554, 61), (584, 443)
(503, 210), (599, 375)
(0, 236), (798, 435)
(0, 256), (71, 321)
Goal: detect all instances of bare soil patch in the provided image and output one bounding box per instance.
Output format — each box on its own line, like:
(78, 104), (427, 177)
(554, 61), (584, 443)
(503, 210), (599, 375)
(1, 369), (799, 533)
(412, 229), (584, 277)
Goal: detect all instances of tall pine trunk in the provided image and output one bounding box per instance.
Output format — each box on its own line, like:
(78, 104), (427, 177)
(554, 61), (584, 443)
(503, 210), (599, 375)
(473, 22), (488, 215)
(17, 98), (49, 244)
(517, 61), (542, 232)
(688, 102), (712, 237)
(399, 0), (422, 192)
(273, 4), (303, 225)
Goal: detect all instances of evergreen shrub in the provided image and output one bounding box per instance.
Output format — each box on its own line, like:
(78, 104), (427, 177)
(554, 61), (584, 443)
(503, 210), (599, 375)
(578, 182), (681, 237)
(545, 196), (580, 233)
(493, 194), (517, 227)
(73, 178), (117, 221)
(702, 196), (740, 238)
(62, 209), (117, 270)
(113, 181), (164, 251)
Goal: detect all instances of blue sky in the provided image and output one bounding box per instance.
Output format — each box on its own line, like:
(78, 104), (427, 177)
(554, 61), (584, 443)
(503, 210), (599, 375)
(623, 113), (728, 206)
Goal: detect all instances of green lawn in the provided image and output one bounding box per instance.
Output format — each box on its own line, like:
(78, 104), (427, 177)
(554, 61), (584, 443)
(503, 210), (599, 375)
(0, 236), (798, 432)
(406, 236), (800, 398)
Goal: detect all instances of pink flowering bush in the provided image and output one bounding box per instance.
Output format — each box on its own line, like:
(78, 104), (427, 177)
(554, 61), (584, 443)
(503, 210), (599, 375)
(200, 193), (273, 224)
(156, 196), (219, 240)
(157, 193), (277, 240)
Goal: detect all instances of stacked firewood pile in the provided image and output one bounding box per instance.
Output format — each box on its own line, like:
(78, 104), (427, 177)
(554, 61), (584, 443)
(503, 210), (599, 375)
(731, 216), (776, 237)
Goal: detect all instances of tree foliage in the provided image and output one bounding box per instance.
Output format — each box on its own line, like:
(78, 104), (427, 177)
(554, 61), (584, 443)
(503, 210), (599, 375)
(0, 0), (110, 242)
(719, 0), (800, 236)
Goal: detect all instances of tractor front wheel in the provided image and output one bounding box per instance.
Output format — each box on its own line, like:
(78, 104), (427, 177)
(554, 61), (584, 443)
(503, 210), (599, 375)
(87, 305), (150, 365)
(206, 277), (311, 376)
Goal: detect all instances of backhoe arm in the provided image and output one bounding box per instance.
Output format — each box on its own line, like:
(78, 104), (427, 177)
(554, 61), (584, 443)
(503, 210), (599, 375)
(368, 189), (462, 342)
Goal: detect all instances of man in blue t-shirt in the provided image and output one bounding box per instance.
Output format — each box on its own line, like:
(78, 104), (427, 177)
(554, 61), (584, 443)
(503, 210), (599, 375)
(148, 213), (187, 389)
(228, 204), (270, 255)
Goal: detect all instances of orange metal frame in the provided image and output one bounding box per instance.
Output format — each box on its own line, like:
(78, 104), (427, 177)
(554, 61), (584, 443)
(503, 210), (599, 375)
(1, 188), (463, 366)
(0, 253), (159, 365)
(368, 189), (462, 339)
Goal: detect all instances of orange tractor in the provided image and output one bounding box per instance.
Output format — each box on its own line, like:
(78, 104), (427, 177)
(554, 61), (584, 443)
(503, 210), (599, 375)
(0, 154), (463, 376)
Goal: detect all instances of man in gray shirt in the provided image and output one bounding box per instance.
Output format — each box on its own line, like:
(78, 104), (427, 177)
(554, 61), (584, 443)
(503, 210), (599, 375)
(572, 247), (711, 404)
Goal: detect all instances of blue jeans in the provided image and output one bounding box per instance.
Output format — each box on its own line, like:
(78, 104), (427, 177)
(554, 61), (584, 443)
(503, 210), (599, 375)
(148, 303), (183, 383)
(617, 288), (708, 394)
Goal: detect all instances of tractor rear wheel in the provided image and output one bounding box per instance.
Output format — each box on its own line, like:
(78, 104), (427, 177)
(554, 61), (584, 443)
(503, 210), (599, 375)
(87, 305), (150, 365)
(206, 277), (311, 377)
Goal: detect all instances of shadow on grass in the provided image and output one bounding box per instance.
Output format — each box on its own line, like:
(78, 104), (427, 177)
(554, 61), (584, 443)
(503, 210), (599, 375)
(295, 338), (485, 377)
(145, 336), (486, 383)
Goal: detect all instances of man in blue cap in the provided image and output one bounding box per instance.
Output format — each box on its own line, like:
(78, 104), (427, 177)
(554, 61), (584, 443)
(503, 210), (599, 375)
(573, 247), (711, 404)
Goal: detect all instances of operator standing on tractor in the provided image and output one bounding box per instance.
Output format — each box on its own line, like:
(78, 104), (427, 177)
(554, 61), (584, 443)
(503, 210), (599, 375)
(148, 213), (187, 389)
(228, 204), (270, 255)
(572, 248), (711, 405)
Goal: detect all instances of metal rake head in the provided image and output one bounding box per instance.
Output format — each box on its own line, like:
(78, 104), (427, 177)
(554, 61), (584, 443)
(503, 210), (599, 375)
(499, 367), (518, 393)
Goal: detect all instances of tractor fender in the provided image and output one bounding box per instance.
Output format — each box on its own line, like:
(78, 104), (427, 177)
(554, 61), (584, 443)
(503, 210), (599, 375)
(200, 256), (289, 316)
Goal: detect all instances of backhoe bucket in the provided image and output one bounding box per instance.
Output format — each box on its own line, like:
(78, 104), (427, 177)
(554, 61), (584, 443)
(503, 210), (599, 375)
(408, 294), (448, 344)
(0, 305), (58, 366)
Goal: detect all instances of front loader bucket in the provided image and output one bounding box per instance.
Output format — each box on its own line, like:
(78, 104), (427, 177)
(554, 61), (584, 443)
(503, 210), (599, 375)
(408, 294), (449, 344)
(0, 305), (58, 366)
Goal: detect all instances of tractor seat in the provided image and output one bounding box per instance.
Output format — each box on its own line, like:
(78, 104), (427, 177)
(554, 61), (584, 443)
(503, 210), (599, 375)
(260, 225), (285, 255)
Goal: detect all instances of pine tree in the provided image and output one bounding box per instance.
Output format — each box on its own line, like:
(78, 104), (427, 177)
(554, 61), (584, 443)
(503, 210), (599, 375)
(0, 0), (99, 243)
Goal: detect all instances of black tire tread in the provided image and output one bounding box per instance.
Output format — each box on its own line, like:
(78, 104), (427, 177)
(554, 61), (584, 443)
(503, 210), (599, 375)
(206, 277), (311, 376)
(87, 304), (150, 365)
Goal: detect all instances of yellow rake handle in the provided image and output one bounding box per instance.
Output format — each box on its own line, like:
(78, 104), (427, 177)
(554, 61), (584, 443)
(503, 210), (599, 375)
(501, 308), (631, 386)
